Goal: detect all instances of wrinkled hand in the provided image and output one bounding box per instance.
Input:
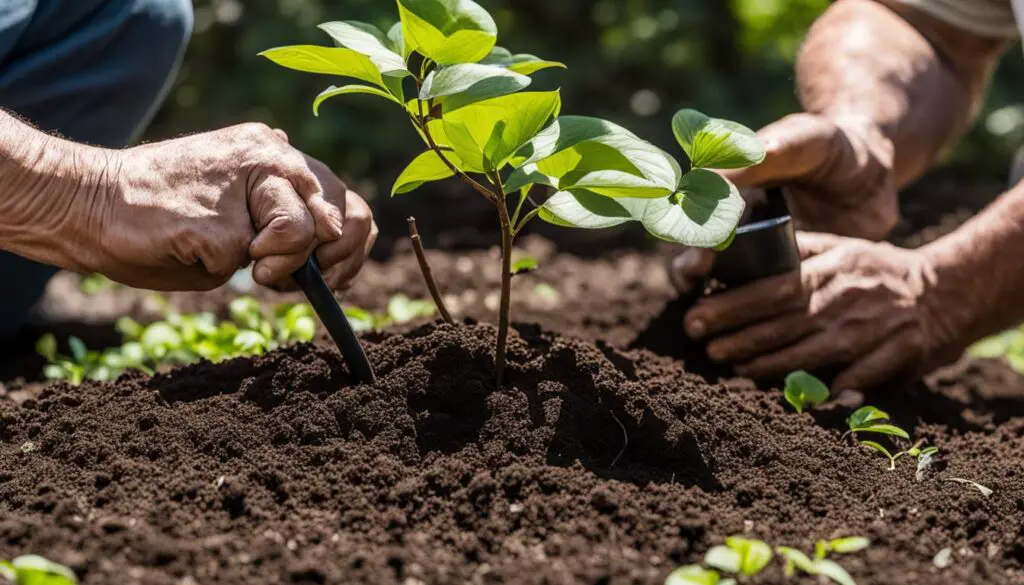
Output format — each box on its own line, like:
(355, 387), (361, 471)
(669, 113), (898, 294)
(682, 232), (965, 391)
(92, 123), (376, 291)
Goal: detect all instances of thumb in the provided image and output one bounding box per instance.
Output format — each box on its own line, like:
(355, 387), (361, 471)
(720, 113), (840, 188)
(795, 231), (851, 260)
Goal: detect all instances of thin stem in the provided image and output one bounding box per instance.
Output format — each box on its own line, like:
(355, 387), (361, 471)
(407, 217), (454, 325)
(494, 194), (514, 388)
(514, 207), (542, 236)
(510, 189), (528, 227)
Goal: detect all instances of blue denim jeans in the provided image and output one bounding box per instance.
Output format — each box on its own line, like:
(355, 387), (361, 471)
(0, 0), (192, 340)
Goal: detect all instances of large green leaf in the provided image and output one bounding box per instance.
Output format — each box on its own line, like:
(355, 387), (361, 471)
(482, 46), (567, 75)
(259, 45), (384, 86)
(514, 116), (681, 196)
(419, 63), (531, 108)
(387, 22), (410, 57)
(539, 190), (633, 229)
(313, 85), (403, 115)
(392, 150), (460, 195)
(618, 170), (745, 247)
(672, 109), (766, 170)
(318, 21), (409, 77)
(441, 91), (561, 172)
(398, 0), (497, 65)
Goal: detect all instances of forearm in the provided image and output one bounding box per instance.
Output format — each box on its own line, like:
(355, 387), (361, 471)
(798, 0), (1005, 186)
(0, 109), (112, 271)
(922, 184), (1024, 347)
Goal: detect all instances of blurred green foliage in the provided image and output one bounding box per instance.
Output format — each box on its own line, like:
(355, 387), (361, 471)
(147, 0), (1024, 205)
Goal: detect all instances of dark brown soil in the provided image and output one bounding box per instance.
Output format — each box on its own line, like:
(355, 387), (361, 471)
(3, 174), (1024, 584)
(3, 321), (1023, 585)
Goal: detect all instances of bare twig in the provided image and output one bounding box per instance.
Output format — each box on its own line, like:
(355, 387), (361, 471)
(610, 411), (629, 468)
(407, 217), (454, 325)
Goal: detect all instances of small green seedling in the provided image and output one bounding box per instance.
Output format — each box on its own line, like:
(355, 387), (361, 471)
(261, 0), (764, 386)
(783, 370), (830, 413)
(665, 566), (735, 585)
(345, 294), (439, 333)
(847, 406), (909, 440)
(704, 536), (772, 578)
(37, 297), (320, 385)
(815, 537), (870, 560)
(511, 256), (539, 274)
(776, 539), (863, 585)
(0, 555), (78, 585)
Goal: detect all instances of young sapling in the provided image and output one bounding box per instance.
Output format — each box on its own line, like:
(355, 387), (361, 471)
(261, 0), (764, 386)
(783, 370), (830, 413)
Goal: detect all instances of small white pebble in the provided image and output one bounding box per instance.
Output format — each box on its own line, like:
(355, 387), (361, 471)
(484, 291), (500, 311)
(743, 520), (754, 532)
(215, 476), (225, 489)
(286, 539), (298, 551)
(933, 547), (953, 569)
(509, 503), (524, 514)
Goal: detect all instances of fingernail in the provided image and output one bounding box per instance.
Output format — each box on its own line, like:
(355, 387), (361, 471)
(686, 318), (707, 339)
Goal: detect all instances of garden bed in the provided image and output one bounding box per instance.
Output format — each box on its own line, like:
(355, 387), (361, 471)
(3, 180), (1024, 584)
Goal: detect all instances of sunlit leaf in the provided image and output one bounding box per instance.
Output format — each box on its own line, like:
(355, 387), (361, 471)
(847, 406), (891, 429)
(398, 0), (497, 65)
(860, 440), (897, 470)
(704, 546), (741, 574)
(725, 537), (773, 576)
(829, 537), (871, 555)
(442, 91), (561, 172)
(420, 63), (531, 108)
(813, 559), (857, 585)
(672, 109), (766, 170)
(313, 85), (403, 116)
(9, 555), (78, 585)
(36, 334), (57, 362)
(482, 46), (567, 75)
(318, 21), (408, 77)
(387, 294), (436, 323)
(68, 337), (87, 364)
(259, 45), (384, 86)
(539, 190), (632, 229)
(511, 257), (539, 274)
(776, 547), (817, 577)
(857, 423), (910, 440)
(392, 150), (461, 195)
(665, 565), (725, 585)
(387, 21), (409, 57)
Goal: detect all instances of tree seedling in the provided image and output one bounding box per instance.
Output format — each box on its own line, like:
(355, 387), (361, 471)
(261, 0), (764, 386)
(0, 555), (77, 585)
(704, 536), (773, 578)
(783, 370), (829, 413)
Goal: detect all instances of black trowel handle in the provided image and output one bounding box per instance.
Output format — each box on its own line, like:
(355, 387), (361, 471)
(292, 257), (376, 384)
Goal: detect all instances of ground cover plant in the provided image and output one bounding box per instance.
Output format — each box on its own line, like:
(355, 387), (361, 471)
(260, 0), (764, 385)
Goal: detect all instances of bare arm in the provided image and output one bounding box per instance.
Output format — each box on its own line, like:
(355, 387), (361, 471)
(0, 109), (111, 271)
(800, 0), (1006, 186)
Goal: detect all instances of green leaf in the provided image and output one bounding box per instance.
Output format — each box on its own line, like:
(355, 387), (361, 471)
(442, 91), (561, 172)
(392, 150), (460, 195)
(318, 21), (409, 77)
(314, 85), (403, 115)
(860, 440), (897, 470)
(345, 306), (378, 333)
(665, 566), (724, 585)
(115, 317), (144, 340)
(482, 46), (566, 75)
(387, 294), (436, 323)
(397, 0), (497, 65)
(259, 45), (384, 86)
(539, 190), (632, 229)
(614, 170), (744, 248)
(511, 256), (539, 274)
(36, 334), (57, 362)
(847, 406), (891, 429)
(968, 330), (1020, 358)
(704, 546), (740, 574)
(784, 370), (830, 413)
(68, 337), (87, 364)
(776, 547), (818, 577)
(813, 559), (857, 585)
(829, 537), (871, 555)
(672, 109), (766, 170)
(140, 323), (183, 358)
(10, 555), (78, 585)
(726, 537), (773, 576)
(857, 423), (910, 440)
(515, 116), (681, 197)
(229, 297), (264, 331)
(943, 477), (993, 497)
(420, 64), (531, 108)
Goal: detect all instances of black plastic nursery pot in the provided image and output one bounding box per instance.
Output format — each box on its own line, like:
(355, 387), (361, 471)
(710, 187), (801, 288)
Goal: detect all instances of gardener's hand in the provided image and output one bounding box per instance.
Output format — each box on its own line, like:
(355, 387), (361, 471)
(91, 123), (376, 291)
(682, 232), (967, 391)
(669, 113), (897, 294)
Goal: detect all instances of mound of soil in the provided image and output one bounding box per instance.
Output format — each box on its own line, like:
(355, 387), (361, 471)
(2, 322), (1023, 585)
